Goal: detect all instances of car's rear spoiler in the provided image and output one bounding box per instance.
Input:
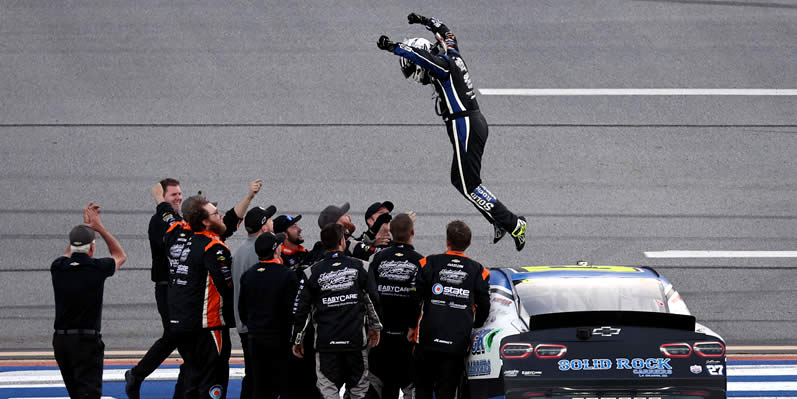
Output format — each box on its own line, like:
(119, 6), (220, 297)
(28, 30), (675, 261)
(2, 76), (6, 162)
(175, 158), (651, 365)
(529, 311), (696, 331)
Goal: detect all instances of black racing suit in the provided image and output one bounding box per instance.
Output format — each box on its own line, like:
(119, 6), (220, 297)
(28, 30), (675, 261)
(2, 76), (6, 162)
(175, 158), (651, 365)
(411, 251), (491, 399)
(367, 243), (423, 399)
(391, 17), (520, 233)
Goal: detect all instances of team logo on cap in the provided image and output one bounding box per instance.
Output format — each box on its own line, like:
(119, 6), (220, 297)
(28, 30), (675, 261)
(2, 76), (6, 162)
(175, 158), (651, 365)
(209, 385), (224, 399)
(432, 283), (444, 295)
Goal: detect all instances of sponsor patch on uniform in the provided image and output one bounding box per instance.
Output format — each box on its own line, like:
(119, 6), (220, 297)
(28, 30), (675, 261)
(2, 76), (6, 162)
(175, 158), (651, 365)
(690, 365), (703, 374)
(209, 385), (223, 399)
(432, 283), (444, 295)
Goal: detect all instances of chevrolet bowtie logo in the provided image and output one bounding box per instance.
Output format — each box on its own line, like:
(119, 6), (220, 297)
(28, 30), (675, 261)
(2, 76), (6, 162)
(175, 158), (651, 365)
(592, 326), (621, 336)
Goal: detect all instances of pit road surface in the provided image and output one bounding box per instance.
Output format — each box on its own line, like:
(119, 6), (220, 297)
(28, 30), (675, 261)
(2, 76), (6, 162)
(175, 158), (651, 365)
(0, 1), (795, 351)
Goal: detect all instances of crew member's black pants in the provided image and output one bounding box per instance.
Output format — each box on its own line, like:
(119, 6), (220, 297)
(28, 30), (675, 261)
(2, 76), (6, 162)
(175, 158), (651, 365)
(238, 332), (251, 399)
(175, 328), (231, 399)
(446, 111), (519, 232)
(316, 349), (370, 399)
(368, 333), (414, 399)
(53, 332), (104, 399)
(247, 334), (292, 398)
(131, 283), (187, 398)
(413, 348), (465, 399)
(290, 325), (321, 398)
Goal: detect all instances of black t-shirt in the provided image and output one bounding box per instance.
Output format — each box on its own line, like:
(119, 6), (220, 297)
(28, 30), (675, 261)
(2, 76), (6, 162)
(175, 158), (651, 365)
(51, 253), (116, 331)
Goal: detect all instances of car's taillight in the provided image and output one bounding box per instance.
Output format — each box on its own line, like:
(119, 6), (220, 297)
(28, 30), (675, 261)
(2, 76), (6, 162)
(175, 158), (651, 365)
(694, 341), (725, 357)
(501, 343), (533, 359)
(534, 344), (567, 359)
(680, 391), (710, 397)
(660, 342), (692, 358)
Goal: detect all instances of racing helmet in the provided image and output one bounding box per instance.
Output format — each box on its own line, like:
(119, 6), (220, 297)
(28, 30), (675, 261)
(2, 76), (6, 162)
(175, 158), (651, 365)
(399, 37), (433, 85)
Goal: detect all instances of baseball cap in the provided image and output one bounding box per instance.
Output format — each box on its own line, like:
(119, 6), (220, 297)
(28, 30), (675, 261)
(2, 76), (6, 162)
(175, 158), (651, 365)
(244, 205), (277, 234)
(318, 202), (350, 228)
(273, 214), (302, 234)
(181, 194), (217, 216)
(364, 201), (394, 223)
(69, 225), (95, 246)
(255, 232), (285, 259)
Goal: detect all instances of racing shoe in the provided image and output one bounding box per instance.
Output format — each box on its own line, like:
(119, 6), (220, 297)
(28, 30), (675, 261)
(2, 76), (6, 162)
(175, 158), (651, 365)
(493, 224), (506, 244)
(511, 216), (527, 252)
(125, 369), (141, 399)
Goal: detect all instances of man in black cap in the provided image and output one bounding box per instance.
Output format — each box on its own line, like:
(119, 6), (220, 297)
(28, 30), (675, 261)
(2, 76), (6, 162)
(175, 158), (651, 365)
(51, 202), (127, 398)
(232, 205), (276, 399)
(239, 232), (299, 398)
(273, 213), (321, 398)
(358, 201), (394, 250)
(273, 214), (306, 271)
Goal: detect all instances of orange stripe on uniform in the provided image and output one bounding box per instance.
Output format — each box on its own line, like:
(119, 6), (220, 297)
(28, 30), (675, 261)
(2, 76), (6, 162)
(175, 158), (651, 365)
(166, 221), (188, 233)
(205, 274), (221, 328)
(205, 238), (229, 252)
(481, 267), (490, 280)
(419, 257), (427, 268)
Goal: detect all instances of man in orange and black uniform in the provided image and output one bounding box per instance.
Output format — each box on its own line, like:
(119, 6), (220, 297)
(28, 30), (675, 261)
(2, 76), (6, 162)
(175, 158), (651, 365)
(273, 214), (308, 271)
(127, 180), (262, 398)
(409, 220), (490, 399)
(272, 214), (321, 398)
(166, 197), (235, 399)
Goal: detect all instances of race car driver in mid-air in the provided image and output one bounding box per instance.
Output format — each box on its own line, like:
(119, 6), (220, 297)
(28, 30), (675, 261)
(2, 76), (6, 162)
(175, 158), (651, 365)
(377, 13), (528, 251)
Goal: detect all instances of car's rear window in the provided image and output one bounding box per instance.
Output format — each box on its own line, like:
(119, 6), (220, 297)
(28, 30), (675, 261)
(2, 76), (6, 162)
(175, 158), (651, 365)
(515, 277), (668, 316)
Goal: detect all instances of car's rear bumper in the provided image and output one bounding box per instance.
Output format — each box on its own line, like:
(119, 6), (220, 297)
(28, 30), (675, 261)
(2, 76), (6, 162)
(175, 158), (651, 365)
(504, 378), (726, 399)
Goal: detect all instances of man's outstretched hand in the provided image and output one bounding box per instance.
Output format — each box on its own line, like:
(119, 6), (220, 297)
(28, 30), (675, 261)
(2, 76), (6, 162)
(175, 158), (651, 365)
(377, 35), (397, 52)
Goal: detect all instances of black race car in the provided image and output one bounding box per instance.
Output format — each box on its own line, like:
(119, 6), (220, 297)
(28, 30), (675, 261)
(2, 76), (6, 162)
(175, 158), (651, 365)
(466, 263), (727, 399)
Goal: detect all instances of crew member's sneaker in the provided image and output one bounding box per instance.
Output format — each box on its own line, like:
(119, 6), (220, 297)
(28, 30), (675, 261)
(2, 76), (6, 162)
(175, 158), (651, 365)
(493, 224), (506, 244)
(125, 369), (141, 399)
(511, 216), (527, 251)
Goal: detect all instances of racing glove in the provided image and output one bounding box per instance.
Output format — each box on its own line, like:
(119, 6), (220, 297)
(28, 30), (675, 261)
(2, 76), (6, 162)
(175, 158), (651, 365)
(377, 35), (397, 52)
(363, 213), (392, 241)
(407, 12), (429, 25)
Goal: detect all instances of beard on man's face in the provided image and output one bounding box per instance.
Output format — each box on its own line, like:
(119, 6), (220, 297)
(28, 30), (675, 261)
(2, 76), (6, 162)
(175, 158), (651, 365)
(207, 218), (227, 236)
(287, 234), (304, 246)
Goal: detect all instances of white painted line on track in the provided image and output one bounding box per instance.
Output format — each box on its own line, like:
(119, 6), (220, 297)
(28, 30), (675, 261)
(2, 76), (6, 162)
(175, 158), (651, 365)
(729, 366), (797, 376)
(479, 88), (797, 96)
(729, 381), (797, 390)
(645, 250), (797, 258)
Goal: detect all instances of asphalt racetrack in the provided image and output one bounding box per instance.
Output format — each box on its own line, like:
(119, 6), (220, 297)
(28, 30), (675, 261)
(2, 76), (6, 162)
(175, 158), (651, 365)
(0, 0), (795, 354)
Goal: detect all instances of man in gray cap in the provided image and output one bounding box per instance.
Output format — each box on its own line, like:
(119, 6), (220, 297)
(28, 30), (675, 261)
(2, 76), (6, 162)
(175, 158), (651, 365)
(51, 202), (126, 398)
(306, 202), (380, 265)
(233, 205), (277, 399)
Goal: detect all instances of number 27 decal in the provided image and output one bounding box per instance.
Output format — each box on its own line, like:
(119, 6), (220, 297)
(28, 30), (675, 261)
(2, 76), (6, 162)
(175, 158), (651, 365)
(707, 364), (724, 376)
